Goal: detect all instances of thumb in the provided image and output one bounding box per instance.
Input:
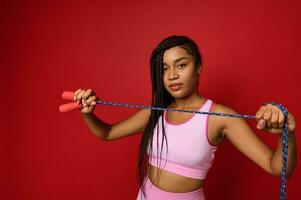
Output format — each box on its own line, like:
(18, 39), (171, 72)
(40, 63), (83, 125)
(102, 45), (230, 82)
(257, 119), (266, 129)
(89, 101), (96, 110)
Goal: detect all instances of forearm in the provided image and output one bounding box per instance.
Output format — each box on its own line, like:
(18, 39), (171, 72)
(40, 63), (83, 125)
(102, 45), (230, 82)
(270, 131), (297, 177)
(81, 112), (112, 140)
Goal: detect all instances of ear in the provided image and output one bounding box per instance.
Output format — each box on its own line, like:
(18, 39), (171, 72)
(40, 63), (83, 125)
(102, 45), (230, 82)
(197, 65), (202, 74)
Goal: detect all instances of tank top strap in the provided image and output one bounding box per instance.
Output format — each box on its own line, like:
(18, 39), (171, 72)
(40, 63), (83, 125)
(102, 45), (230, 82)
(201, 99), (213, 112)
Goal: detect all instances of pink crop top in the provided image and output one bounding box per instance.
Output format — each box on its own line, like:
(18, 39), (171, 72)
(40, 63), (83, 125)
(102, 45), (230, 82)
(147, 99), (218, 180)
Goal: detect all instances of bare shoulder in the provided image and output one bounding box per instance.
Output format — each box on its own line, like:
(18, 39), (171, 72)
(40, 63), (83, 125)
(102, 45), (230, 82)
(208, 102), (239, 140)
(212, 102), (238, 116)
(213, 102), (246, 137)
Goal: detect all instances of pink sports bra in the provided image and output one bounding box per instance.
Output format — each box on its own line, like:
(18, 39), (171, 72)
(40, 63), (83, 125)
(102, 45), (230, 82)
(147, 99), (218, 180)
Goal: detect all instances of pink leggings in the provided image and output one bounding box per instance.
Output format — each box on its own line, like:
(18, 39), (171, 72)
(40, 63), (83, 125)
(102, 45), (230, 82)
(136, 176), (206, 200)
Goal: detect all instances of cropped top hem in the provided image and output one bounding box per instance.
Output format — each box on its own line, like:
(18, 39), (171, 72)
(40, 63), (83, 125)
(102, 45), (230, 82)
(149, 156), (208, 179)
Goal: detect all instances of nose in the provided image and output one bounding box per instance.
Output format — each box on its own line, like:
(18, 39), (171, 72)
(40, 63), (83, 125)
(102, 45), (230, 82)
(168, 68), (179, 80)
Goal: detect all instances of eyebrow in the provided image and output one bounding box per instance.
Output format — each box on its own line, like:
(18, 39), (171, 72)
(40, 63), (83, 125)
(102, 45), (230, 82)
(163, 57), (189, 65)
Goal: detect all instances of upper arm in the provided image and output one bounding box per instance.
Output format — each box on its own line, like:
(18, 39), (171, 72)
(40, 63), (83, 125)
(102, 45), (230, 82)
(217, 104), (276, 175)
(105, 108), (151, 141)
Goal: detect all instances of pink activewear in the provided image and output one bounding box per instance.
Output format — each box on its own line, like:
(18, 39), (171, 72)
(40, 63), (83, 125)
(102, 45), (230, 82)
(136, 98), (218, 200)
(136, 175), (206, 200)
(148, 98), (218, 179)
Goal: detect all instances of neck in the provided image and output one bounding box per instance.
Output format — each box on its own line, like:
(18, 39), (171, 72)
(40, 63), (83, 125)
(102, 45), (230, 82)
(172, 90), (205, 109)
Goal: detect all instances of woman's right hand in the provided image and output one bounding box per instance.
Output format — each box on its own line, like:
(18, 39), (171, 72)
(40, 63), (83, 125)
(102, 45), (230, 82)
(74, 88), (100, 114)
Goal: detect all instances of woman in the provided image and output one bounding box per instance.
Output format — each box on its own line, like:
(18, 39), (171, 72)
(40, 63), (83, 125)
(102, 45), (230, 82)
(74, 35), (297, 200)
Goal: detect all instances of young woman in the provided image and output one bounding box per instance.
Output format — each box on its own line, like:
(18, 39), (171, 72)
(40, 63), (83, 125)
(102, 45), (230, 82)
(74, 35), (297, 200)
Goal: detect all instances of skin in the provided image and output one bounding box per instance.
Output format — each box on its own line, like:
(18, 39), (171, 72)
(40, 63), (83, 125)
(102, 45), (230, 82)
(74, 45), (297, 194)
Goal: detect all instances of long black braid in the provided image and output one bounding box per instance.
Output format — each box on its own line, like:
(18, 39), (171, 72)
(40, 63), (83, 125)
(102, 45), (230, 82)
(136, 35), (202, 199)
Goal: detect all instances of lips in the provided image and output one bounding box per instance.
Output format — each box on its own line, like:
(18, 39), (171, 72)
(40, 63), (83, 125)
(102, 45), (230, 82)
(168, 83), (183, 91)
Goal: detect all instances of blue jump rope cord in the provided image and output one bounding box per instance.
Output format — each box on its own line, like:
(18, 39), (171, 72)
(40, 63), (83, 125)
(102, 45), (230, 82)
(95, 100), (289, 200)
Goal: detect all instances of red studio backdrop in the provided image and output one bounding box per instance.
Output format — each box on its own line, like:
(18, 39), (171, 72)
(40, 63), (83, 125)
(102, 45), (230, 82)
(1, 0), (300, 199)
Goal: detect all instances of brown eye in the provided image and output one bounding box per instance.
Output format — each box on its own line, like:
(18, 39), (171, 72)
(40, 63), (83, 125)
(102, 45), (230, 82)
(178, 64), (186, 68)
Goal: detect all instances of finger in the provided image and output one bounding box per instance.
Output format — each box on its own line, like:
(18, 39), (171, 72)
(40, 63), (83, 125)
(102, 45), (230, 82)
(74, 88), (82, 101)
(257, 119), (266, 129)
(278, 111), (285, 128)
(263, 107), (272, 121)
(86, 96), (96, 104)
(256, 106), (266, 122)
(86, 96), (96, 103)
(271, 108), (279, 129)
(82, 89), (95, 106)
(74, 88), (82, 95)
(77, 90), (86, 103)
(263, 108), (272, 128)
(88, 101), (96, 108)
(82, 89), (93, 101)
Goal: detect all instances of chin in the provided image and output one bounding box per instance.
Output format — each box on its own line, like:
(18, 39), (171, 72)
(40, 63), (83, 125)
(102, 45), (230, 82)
(168, 90), (189, 98)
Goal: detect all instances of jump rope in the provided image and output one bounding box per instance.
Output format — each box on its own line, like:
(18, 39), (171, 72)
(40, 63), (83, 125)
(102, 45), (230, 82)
(59, 91), (290, 200)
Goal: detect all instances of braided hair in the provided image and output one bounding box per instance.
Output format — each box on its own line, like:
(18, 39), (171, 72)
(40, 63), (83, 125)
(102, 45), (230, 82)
(137, 35), (203, 198)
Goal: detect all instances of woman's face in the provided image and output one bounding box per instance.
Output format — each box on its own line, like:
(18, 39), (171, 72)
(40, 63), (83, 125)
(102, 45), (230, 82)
(162, 46), (200, 98)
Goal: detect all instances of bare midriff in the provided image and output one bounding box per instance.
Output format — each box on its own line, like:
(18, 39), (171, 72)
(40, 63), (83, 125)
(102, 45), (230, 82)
(147, 164), (204, 193)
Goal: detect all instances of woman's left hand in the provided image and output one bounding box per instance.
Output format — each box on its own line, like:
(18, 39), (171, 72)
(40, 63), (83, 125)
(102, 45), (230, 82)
(255, 103), (296, 134)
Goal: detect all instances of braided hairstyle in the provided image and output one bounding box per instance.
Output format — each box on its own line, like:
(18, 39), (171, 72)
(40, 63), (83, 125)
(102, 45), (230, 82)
(137, 35), (202, 198)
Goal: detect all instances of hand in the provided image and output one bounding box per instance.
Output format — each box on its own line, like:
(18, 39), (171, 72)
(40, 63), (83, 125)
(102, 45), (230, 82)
(74, 88), (100, 114)
(255, 103), (296, 134)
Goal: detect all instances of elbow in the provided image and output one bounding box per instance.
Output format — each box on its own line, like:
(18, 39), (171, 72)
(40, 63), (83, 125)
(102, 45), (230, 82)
(271, 168), (294, 178)
(271, 170), (282, 177)
(286, 167), (297, 179)
(99, 127), (113, 142)
(269, 163), (283, 177)
(269, 160), (291, 178)
(95, 132), (111, 142)
(101, 134), (112, 142)
(100, 136), (110, 142)
(269, 152), (297, 179)
(287, 172), (293, 179)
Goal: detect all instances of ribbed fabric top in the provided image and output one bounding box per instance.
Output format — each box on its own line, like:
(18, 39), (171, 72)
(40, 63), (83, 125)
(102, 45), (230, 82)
(147, 99), (218, 180)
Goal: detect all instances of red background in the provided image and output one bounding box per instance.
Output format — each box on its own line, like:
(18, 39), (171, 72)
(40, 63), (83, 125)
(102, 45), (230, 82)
(1, 0), (300, 199)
